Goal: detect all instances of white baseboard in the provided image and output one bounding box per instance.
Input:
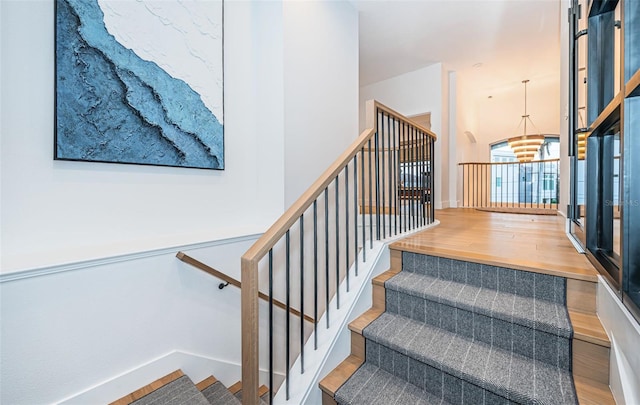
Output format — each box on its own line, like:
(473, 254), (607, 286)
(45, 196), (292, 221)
(57, 350), (281, 404)
(597, 278), (640, 405)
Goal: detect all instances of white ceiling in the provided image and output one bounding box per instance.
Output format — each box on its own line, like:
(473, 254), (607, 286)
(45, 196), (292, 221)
(354, 0), (562, 97)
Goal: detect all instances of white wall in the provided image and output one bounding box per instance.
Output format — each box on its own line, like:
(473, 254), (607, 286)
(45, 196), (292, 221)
(283, 1), (359, 207)
(0, 236), (259, 404)
(0, 0), (285, 273)
(597, 278), (640, 405)
(359, 64), (448, 209)
(0, 0), (361, 403)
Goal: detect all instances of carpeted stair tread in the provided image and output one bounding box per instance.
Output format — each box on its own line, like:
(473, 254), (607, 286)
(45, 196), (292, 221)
(201, 381), (241, 405)
(233, 390), (268, 405)
(130, 375), (211, 405)
(334, 362), (452, 405)
(363, 312), (577, 405)
(402, 253), (567, 305)
(385, 269), (572, 339)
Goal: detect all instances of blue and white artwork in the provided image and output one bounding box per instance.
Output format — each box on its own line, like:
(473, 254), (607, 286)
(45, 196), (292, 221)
(55, 0), (224, 169)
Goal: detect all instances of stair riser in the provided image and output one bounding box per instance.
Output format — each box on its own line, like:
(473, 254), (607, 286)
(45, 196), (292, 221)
(573, 339), (610, 385)
(402, 252), (566, 305)
(366, 339), (517, 405)
(385, 290), (572, 370)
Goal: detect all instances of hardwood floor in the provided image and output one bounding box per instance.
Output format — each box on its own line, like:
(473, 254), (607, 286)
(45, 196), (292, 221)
(391, 208), (599, 282)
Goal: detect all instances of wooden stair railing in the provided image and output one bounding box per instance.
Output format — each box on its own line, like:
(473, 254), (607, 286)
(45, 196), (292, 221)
(176, 252), (315, 324)
(240, 100), (438, 404)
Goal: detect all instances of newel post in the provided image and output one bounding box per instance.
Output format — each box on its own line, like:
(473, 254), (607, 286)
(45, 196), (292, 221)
(241, 257), (259, 405)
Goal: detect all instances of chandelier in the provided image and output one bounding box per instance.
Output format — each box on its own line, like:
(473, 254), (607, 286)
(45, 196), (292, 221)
(508, 80), (544, 162)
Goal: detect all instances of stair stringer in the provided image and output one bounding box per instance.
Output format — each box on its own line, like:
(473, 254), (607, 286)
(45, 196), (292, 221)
(272, 221), (439, 405)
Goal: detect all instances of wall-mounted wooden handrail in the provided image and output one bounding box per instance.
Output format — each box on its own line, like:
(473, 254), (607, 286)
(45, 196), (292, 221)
(176, 252), (315, 324)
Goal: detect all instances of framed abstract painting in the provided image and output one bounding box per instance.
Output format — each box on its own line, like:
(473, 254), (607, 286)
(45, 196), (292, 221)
(55, 0), (224, 170)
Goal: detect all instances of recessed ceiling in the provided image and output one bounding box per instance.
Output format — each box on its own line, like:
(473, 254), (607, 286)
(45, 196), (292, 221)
(354, 0), (561, 96)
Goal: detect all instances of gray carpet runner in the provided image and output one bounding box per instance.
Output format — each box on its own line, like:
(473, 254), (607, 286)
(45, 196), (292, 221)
(201, 381), (241, 405)
(232, 389), (270, 405)
(335, 252), (578, 405)
(130, 375), (210, 405)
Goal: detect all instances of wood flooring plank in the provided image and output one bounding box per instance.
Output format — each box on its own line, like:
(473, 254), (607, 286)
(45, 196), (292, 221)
(390, 209), (599, 282)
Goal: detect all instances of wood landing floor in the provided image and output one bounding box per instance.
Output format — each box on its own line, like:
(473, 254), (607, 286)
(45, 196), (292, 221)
(391, 208), (599, 282)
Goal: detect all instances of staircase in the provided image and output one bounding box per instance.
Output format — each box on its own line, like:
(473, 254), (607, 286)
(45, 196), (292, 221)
(110, 370), (270, 405)
(320, 246), (615, 405)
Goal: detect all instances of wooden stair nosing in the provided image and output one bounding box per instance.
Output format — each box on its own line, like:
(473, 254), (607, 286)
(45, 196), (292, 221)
(258, 384), (269, 397)
(372, 268), (401, 286)
(569, 309), (610, 348)
(226, 381), (269, 400)
(195, 375), (218, 391)
(228, 381), (243, 395)
(109, 370), (185, 405)
(319, 355), (364, 397)
(574, 375), (616, 405)
(349, 308), (384, 334)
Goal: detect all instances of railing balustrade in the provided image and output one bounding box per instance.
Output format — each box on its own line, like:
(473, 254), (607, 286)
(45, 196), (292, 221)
(239, 100), (437, 404)
(459, 159), (560, 211)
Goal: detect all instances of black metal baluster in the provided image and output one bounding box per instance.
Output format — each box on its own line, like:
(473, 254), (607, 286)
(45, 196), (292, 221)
(313, 201), (318, 350)
(423, 132), (427, 225)
(375, 124), (380, 240)
(345, 165), (350, 292)
(368, 139), (373, 248)
(268, 249), (274, 405)
(412, 126), (417, 229)
(408, 125), (413, 229)
(361, 147), (367, 260)
(324, 188), (330, 328)
(381, 112), (386, 239)
(299, 216), (304, 373)
(285, 230), (290, 400)
(430, 137), (434, 220)
(404, 122), (408, 231)
(354, 155), (359, 275)
(387, 114), (393, 235)
(335, 176), (340, 309)
(392, 118), (398, 234)
(420, 132), (427, 226)
(416, 130), (421, 225)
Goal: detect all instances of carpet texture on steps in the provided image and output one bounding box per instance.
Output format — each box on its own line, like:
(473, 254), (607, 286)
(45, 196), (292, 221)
(201, 381), (241, 405)
(334, 252), (578, 405)
(232, 389), (269, 405)
(335, 362), (452, 405)
(130, 375), (210, 405)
